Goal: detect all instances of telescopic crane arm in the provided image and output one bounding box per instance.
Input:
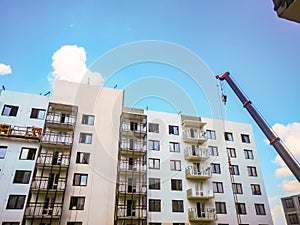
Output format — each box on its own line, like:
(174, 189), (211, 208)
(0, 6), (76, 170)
(216, 72), (300, 182)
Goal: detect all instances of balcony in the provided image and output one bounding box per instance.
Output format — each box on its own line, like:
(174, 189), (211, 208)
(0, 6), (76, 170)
(183, 129), (207, 144)
(31, 177), (66, 192)
(117, 206), (147, 219)
(121, 122), (147, 138)
(119, 160), (146, 173)
(188, 208), (216, 222)
(184, 147), (209, 161)
(46, 113), (76, 130)
(41, 133), (73, 146)
(273, 0), (300, 23)
(37, 153), (70, 168)
(186, 188), (214, 200)
(185, 166), (211, 180)
(118, 182), (146, 196)
(120, 141), (146, 155)
(181, 115), (206, 129)
(24, 203), (62, 218)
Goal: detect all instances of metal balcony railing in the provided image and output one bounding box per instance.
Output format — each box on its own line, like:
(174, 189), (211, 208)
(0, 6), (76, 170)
(118, 182), (147, 194)
(31, 177), (66, 191)
(117, 206), (147, 218)
(183, 129), (207, 143)
(25, 203), (62, 217)
(42, 133), (73, 145)
(184, 147), (209, 160)
(185, 166), (211, 179)
(188, 207), (216, 221)
(37, 153), (70, 167)
(186, 188), (214, 199)
(121, 141), (147, 152)
(46, 113), (76, 126)
(119, 160), (146, 172)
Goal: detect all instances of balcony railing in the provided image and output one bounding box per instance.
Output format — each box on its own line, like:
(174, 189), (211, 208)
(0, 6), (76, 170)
(186, 188), (214, 200)
(184, 147), (209, 161)
(183, 129), (207, 144)
(121, 123), (147, 136)
(119, 160), (146, 172)
(188, 208), (216, 222)
(120, 141), (147, 153)
(42, 133), (73, 145)
(117, 206), (147, 219)
(0, 124), (42, 140)
(25, 203), (62, 217)
(31, 177), (66, 191)
(118, 182), (147, 194)
(185, 166), (211, 180)
(37, 153), (70, 167)
(46, 113), (76, 127)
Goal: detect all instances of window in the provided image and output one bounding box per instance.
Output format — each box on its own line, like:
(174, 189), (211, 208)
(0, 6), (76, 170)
(230, 165), (240, 175)
(244, 149), (254, 159)
(19, 147), (36, 160)
(82, 114), (95, 125)
(149, 158), (160, 169)
(247, 166), (257, 177)
(172, 200), (184, 212)
(149, 223), (161, 225)
(149, 199), (161, 212)
(0, 146), (8, 159)
(173, 223), (184, 225)
(255, 204), (266, 215)
(236, 203), (247, 214)
(6, 195), (26, 209)
(73, 174), (88, 186)
(241, 134), (250, 143)
(224, 132), (234, 141)
(76, 152), (90, 164)
(251, 184), (261, 195)
(2, 105), (18, 116)
(149, 123), (159, 133)
(79, 133), (92, 144)
(206, 129), (216, 139)
(288, 214), (299, 224)
(213, 182), (224, 193)
(67, 223), (82, 225)
(170, 160), (181, 171)
(227, 148), (236, 158)
(215, 202), (227, 214)
(130, 121), (138, 131)
(208, 146), (218, 156)
(30, 108), (45, 119)
(169, 142), (180, 152)
(285, 198), (295, 208)
(169, 125), (179, 135)
(149, 140), (160, 151)
(149, 178), (160, 190)
(13, 170), (31, 184)
(171, 179), (182, 191)
(211, 163), (221, 174)
(2, 222), (20, 225)
(232, 183), (243, 194)
(69, 197), (85, 210)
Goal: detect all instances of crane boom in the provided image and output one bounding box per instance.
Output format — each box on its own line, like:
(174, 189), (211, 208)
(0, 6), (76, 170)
(216, 72), (300, 182)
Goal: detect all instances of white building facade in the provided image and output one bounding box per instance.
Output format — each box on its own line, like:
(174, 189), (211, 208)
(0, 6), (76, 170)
(0, 81), (273, 225)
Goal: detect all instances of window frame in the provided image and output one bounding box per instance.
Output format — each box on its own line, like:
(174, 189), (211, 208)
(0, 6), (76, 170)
(288, 214), (299, 224)
(19, 147), (37, 160)
(79, 133), (93, 144)
(172, 200), (184, 213)
(0, 146), (8, 159)
(255, 203), (266, 215)
(224, 132), (234, 141)
(208, 146), (218, 156)
(213, 182), (224, 193)
(149, 140), (160, 151)
(171, 179), (182, 191)
(73, 173), (88, 186)
(247, 166), (258, 177)
(169, 142), (180, 153)
(30, 108), (46, 120)
(69, 196), (85, 210)
(241, 134), (251, 143)
(215, 202), (227, 214)
(6, 195), (26, 209)
(13, 170), (32, 184)
(206, 129), (216, 139)
(1, 105), (19, 117)
(170, 160), (181, 171)
(232, 183), (243, 194)
(149, 199), (161, 212)
(230, 165), (240, 175)
(211, 163), (221, 174)
(76, 152), (90, 164)
(149, 158), (160, 170)
(169, 125), (179, 135)
(227, 148), (236, 158)
(285, 198), (295, 208)
(67, 222), (83, 225)
(251, 184), (261, 195)
(149, 178), (160, 190)
(148, 123), (159, 133)
(81, 114), (95, 125)
(236, 203), (247, 215)
(244, 149), (254, 159)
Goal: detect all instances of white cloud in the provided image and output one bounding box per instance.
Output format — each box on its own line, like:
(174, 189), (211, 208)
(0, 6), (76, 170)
(282, 179), (300, 195)
(49, 45), (104, 86)
(271, 123), (300, 179)
(0, 63), (12, 75)
(271, 204), (287, 225)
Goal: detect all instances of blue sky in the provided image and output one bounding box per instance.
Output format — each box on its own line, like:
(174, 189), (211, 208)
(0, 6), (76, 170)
(1, 1), (300, 224)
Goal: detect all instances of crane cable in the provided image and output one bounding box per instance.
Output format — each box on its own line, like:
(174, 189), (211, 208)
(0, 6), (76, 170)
(217, 81), (242, 224)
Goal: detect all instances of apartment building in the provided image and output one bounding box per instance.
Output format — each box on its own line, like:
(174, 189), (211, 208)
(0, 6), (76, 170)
(0, 80), (273, 225)
(281, 194), (300, 225)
